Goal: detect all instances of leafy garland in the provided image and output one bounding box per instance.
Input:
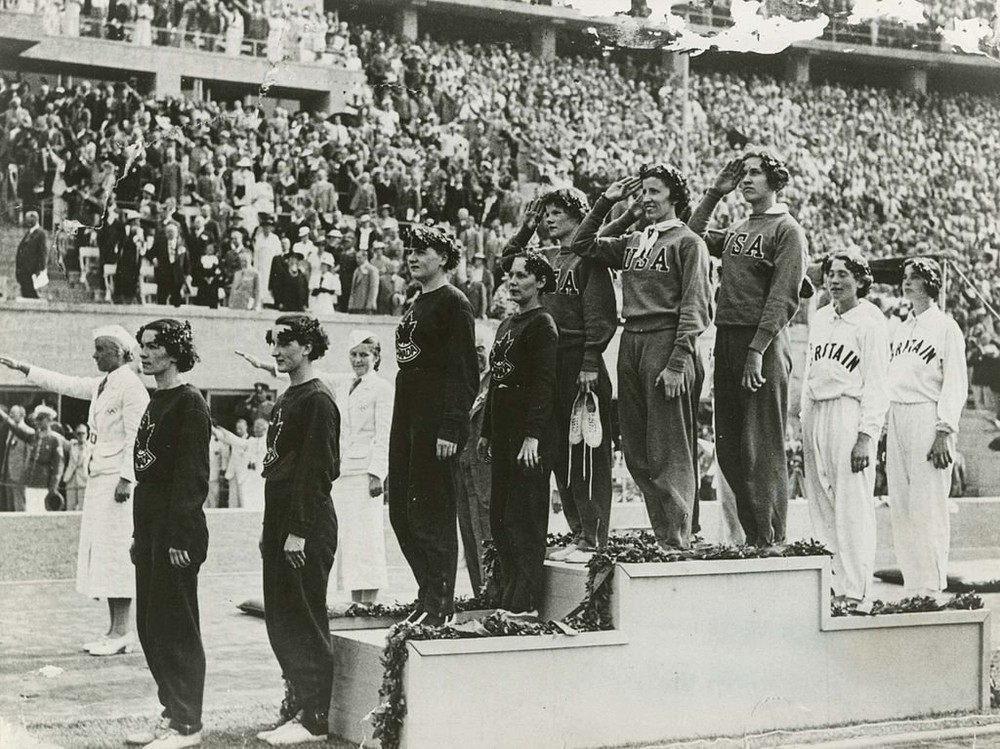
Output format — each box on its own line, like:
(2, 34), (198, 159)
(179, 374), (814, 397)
(336, 596), (490, 620)
(830, 591), (984, 617)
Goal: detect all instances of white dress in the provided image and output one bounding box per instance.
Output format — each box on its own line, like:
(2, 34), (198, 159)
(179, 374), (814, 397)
(323, 372), (392, 594)
(225, 9), (244, 56)
(28, 364), (149, 599)
(133, 2), (153, 46)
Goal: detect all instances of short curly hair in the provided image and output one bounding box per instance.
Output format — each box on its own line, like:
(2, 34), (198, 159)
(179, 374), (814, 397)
(540, 187), (590, 221)
(741, 149), (790, 192)
(821, 251), (874, 298)
(269, 315), (330, 361)
(402, 224), (462, 271)
(505, 250), (557, 294)
(639, 162), (691, 220)
(903, 258), (942, 299)
(136, 319), (199, 373)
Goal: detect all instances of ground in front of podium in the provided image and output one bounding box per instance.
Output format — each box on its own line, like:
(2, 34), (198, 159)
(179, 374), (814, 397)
(2, 551), (999, 748)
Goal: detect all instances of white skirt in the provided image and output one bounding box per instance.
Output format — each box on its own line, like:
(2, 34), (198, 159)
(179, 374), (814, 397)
(329, 473), (388, 594)
(76, 472), (136, 599)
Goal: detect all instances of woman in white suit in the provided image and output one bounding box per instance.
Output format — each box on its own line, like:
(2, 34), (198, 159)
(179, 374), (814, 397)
(0, 325), (149, 656)
(236, 330), (393, 605)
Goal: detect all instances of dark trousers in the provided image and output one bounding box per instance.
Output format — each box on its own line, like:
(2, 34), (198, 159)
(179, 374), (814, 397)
(261, 509), (335, 736)
(617, 329), (703, 549)
(552, 347), (613, 549)
(388, 371), (460, 618)
(489, 387), (552, 614)
(454, 453), (492, 594)
(133, 486), (206, 736)
(714, 326), (791, 546)
(17, 273), (38, 299)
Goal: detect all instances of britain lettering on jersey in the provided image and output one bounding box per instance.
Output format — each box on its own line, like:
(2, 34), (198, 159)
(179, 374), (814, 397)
(809, 342), (861, 372)
(890, 337), (937, 364)
(723, 232), (766, 259)
(622, 245), (670, 273)
(395, 310), (421, 363)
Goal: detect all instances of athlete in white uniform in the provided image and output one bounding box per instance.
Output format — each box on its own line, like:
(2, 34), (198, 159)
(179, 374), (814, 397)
(801, 252), (888, 606)
(886, 258), (967, 597)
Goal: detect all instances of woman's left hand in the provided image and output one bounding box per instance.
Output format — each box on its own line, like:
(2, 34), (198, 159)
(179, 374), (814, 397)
(517, 437), (540, 470)
(368, 473), (383, 498)
(927, 431), (953, 469)
(168, 547), (191, 569)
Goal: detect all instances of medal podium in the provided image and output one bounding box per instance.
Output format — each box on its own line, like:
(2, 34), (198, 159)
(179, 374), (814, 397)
(329, 556), (990, 748)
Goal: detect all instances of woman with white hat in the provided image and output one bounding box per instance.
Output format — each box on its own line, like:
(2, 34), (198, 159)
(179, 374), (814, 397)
(309, 252), (341, 316)
(0, 325), (150, 656)
(0, 403), (64, 514)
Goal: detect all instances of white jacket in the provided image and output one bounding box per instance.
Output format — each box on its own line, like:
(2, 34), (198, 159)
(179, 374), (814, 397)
(28, 363), (149, 482)
(887, 303), (968, 434)
(801, 299), (889, 438)
(321, 372), (392, 480)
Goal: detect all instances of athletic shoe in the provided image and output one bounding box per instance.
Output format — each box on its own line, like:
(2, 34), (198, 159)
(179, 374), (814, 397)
(568, 392), (585, 446)
(548, 543), (579, 562)
(88, 633), (134, 656)
(562, 549), (594, 564)
(264, 718), (326, 746)
(582, 392), (603, 448)
(125, 716), (171, 745)
(144, 729), (201, 748)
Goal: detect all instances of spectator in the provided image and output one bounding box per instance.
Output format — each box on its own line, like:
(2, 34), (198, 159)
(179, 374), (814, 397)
(348, 250), (379, 314)
(63, 423), (92, 511)
(0, 404), (64, 514)
(228, 250), (260, 310)
(0, 405), (30, 512)
(15, 210), (48, 300)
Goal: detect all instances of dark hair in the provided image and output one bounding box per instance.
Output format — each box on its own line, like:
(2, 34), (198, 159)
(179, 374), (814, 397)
(540, 187), (590, 221)
(136, 319), (199, 372)
(509, 250), (557, 294)
(741, 149), (790, 192)
(903, 258), (942, 299)
(270, 314), (330, 360)
(352, 336), (382, 371)
(639, 163), (691, 222)
(401, 224), (461, 271)
(821, 251), (873, 298)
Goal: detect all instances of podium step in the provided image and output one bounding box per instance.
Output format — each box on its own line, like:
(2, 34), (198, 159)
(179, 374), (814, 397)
(328, 557), (991, 748)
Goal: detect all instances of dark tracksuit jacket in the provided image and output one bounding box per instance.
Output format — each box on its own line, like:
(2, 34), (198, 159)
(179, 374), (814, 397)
(389, 284), (477, 618)
(572, 196), (711, 549)
(133, 384), (211, 736)
(483, 306), (559, 613)
(260, 378), (340, 735)
(503, 226), (616, 548)
(689, 189), (808, 546)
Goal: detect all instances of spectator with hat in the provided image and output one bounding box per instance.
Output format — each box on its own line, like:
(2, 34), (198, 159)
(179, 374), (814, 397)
(292, 225), (319, 290)
(0, 403), (64, 514)
(310, 252), (341, 315)
(252, 215), (282, 309)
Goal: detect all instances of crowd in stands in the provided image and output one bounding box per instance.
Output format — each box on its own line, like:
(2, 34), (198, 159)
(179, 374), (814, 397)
(2, 15), (999, 327)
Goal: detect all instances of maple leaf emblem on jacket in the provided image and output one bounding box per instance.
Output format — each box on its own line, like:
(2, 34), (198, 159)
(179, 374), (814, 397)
(395, 310), (421, 363)
(490, 331), (515, 380)
(134, 411), (156, 471)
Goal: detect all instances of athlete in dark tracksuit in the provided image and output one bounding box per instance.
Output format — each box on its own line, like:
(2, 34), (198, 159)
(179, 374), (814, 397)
(389, 283), (477, 622)
(573, 187), (711, 551)
(689, 152), (807, 547)
(261, 377), (340, 736)
(133, 383), (211, 740)
(502, 196), (616, 552)
(482, 303), (559, 613)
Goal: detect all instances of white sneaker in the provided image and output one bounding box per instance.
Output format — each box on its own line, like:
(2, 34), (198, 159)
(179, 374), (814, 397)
(549, 543), (579, 562)
(568, 392), (585, 446)
(125, 716), (171, 745)
(582, 392), (603, 448)
(88, 633), (134, 656)
(563, 549), (594, 564)
(145, 728), (201, 748)
(264, 718), (326, 746)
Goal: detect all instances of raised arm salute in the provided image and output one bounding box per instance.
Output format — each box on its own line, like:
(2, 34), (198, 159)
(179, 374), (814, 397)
(571, 165), (711, 552)
(688, 151), (807, 550)
(502, 188), (616, 562)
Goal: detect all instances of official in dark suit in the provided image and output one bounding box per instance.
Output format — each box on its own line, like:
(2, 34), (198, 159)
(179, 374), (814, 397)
(147, 221), (192, 306)
(15, 211), (48, 299)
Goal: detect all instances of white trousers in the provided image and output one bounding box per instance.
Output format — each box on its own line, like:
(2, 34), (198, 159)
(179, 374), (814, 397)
(24, 487), (48, 515)
(886, 402), (953, 595)
(802, 398), (876, 601)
